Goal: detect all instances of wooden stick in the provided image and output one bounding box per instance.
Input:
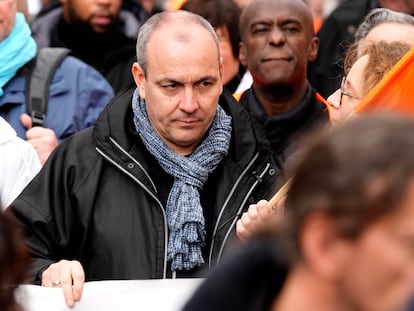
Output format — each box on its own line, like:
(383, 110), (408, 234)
(266, 177), (292, 211)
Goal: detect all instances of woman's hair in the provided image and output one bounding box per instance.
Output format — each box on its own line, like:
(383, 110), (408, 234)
(344, 41), (410, 96)
(0, 211), (30, 311)
(259, 113), (414, 261)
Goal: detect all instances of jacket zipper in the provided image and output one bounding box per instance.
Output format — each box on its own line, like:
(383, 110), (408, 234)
(216, 162), (271, 263)
(96, 138), (169, 279)
(208, 152), (270, 266)
(98, 139), (271, 276)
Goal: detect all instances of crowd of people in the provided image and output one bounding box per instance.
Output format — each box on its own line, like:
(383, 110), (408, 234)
(2, 0), (414, 310)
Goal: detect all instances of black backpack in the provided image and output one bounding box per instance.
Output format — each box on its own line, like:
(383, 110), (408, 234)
(26, 47), (70, 126)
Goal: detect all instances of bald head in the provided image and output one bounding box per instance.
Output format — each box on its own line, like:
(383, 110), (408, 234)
(239, 0), (314, 41)
(136, 10), (221, 77)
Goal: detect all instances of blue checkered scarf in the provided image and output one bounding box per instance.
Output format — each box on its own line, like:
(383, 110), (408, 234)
(132, 88), (232, 271)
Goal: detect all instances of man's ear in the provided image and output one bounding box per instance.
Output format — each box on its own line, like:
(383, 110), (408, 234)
(132, 62), (146, 99)
(219, 59), (224, 94)
(300, 213), (353, 281)
(239, 42), (248, 67)
(219, 56), (224, 78)
(308, 36), (320, 62)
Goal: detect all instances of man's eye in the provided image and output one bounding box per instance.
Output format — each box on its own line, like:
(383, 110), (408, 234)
(252, 27), (268, 34)
(200, 81), (212, 88)
(283, 26), (299, 33)
(162, 83), (177, 89)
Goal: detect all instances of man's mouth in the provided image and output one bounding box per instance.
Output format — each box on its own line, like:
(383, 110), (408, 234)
(176, 119), (200, 127)
(262, 56), (292, 63)
(92, 15), (113, 27)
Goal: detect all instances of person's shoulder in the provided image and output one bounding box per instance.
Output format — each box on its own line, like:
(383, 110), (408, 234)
(119, 0), (150, 38)
(30, 5), (62, 46)
(219, 88), (273, 152)
(238, 87), (259, 114)
(57, 55), (114, 93)
(31, 4), (62, 26)
(183, 238), (288, 311)
(92, 86), (135, 133)
(50, 126), (96, 160)
(219, 89), (239, 106)
(58, 55), (97, 72)
(96, 85), (134, 118)
(34, 1), (62, 17)
(218, 89), (250, 120)
(0, 117), (40, 169)
(119, 9), (144, 39)
(238, 87), (254, 104)
(0, 117), (18, 145)
(121, 0), (151, 22)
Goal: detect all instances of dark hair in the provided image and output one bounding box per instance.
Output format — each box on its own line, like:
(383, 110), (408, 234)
(180, 0), (242, 59)
(272, 113), (414, 260)
(0, 211), (30, 311)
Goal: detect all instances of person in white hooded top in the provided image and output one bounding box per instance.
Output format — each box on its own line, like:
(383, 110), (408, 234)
(0, 116), (40, 209)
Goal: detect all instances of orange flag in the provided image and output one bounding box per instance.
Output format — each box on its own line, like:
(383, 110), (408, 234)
(355, 46), (414, 115)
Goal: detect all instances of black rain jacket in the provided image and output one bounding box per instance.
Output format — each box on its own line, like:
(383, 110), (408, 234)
(10, 87), (282, 284)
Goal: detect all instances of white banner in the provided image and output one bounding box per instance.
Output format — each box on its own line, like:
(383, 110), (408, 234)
(16, 278), (204, 311)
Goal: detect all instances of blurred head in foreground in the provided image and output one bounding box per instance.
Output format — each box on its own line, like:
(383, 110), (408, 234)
(273, 113), (414, 311)
(0, 210), (29, 311)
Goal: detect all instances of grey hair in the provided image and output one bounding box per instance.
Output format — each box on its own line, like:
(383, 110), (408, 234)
(135, 10), (221, 77)
(355, 8), (414, 42)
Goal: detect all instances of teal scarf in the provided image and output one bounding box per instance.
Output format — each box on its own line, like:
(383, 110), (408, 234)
(0, 13), (37, 97)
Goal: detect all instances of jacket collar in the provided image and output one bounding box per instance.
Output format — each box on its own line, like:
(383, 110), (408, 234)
(93, 87), (272, 167)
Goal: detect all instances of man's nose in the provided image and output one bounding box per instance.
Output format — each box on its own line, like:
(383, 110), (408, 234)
(269, 27), (285, 46)
(179, 88), (198, 113)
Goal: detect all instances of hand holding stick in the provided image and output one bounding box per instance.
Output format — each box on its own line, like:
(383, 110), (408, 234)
(266, 177), (292, 212)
